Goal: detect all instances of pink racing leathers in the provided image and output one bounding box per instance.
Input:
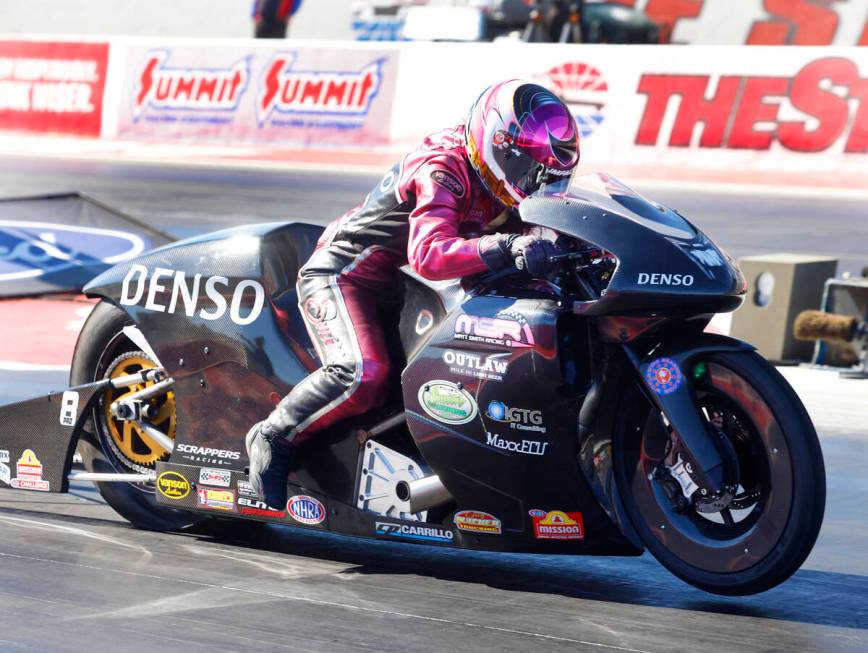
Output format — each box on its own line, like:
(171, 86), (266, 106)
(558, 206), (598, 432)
(264, 125), (518, 441)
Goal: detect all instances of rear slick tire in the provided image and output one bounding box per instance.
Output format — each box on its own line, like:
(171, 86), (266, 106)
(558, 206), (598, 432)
(614, 350), (826, 595)
(70, 301), (202, 532)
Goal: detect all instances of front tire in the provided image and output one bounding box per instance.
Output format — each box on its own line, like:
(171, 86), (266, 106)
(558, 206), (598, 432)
(614, 350), (825, 595)
(71, 301), (202, 532)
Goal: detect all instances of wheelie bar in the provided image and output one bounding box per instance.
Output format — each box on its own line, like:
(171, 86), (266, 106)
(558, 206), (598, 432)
(0, 379), (111, 494)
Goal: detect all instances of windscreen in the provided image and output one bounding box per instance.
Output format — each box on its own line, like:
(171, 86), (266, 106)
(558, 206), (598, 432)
(533, 172), (696, 240)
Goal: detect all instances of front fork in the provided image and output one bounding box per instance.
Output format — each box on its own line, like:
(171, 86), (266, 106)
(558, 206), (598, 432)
(622, 335), (755, 511)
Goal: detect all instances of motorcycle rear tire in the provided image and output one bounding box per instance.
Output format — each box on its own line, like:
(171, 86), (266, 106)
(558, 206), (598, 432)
(70, 301), (203, 532)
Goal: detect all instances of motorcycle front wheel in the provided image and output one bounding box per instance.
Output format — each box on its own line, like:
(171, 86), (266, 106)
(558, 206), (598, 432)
(614, 350), (825, 595)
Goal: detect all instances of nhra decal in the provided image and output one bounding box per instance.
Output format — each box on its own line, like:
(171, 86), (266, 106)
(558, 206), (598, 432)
(539, 62), (608, 139)
(157, 471), (190, 500)
(10, 449), (49, 492)
(286, 495), (326, 525)
(454, 312), (534, 349)
(531, 510), (585, 540)
(119, 264), (266, 327)
(197, 487), (236, 512)
(238, 496), (287, 518)
(486, 401), (545, 434)
(454, 510), (502, 535)
(646, 357), (684, 396)
(199, 467), (231, 488)
(418, 381), (478, 425)
(132, 50), (250, 122)
(636, 57), (868, 153)
(430, 170), (465, 199)
(443, 350), (509, 382)
(0, 221), (145, 284)
(486, 432), (549, 457)
(375, 521), (454, 543)
(256, 53), (383, 126)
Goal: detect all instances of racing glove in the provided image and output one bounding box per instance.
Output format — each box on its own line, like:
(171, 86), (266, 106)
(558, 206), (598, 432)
(478, 234), (559, 278)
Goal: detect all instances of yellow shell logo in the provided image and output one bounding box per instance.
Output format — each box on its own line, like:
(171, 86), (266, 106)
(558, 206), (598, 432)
(18, 449), (40, 466)
(157, 471), (190, 500)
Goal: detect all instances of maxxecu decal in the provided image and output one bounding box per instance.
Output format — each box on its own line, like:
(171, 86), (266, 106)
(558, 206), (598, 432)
(256, 53), (383, 127)
(486, 432), (549, 456)
(120, 264), (265, 327)
(375, 521), (454, 544)
(132, 50), (249, 122)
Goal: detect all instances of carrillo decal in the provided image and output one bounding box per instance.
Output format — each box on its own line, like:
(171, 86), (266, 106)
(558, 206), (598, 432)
(119, 264), (265, 326)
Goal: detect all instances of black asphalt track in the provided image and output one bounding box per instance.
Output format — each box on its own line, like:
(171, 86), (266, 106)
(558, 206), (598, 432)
(0, 157), (866, 652)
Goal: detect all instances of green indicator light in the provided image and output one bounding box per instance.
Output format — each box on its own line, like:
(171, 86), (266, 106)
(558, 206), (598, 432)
(693, 361), (708, 380)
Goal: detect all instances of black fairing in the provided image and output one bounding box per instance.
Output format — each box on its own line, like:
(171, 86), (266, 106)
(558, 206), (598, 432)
(520, 174), (745, 316)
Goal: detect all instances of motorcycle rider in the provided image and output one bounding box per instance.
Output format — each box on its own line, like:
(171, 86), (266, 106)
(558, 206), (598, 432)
(246, 80), (581, 508)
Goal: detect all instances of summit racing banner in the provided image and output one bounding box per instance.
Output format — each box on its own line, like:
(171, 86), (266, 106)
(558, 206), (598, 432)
(116, 43), (396, 148)
(0, 40), (109, 136)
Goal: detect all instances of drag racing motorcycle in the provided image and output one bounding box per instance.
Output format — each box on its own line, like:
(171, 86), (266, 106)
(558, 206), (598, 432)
(0, 173), (825, 596)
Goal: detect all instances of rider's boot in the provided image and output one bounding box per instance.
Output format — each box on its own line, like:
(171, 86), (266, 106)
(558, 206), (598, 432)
(245, 421), (292, 510)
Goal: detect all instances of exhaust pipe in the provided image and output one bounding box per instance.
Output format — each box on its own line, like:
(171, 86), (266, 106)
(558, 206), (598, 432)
(395, 475), (452, 513)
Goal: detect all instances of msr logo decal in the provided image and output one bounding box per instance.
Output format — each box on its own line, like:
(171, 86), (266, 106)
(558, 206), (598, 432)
(0, 221), (145, 284)
(375, 521), (454, 543)
(132, 50), (249, 121)
(454, 312), (534, 349)
(256, 53), (383, 126)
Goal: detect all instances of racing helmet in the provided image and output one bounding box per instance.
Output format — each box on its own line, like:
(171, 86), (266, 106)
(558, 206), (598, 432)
(465, 80), (580, 208)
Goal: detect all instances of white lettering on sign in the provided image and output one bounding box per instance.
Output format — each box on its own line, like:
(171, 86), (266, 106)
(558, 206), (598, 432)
(637, 273), (695, 287)
(119, 264), (264, 326)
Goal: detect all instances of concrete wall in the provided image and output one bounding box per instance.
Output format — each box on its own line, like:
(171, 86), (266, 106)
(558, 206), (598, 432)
(0, 0), (355, 40)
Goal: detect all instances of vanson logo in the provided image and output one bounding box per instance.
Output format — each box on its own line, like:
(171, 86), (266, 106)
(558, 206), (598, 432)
(0, 221), (145, 283)
(157, 471), (190, 500)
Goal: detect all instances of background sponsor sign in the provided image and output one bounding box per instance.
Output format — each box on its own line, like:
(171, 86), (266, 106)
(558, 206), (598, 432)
(0, 40), (109, 136)
(392, 43), (868, 178)
(613, 0), (868, 46)
(115, 42), (397, 148)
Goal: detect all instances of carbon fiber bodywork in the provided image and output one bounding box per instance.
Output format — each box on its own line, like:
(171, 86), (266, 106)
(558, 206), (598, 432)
(1, 176), (751, 557)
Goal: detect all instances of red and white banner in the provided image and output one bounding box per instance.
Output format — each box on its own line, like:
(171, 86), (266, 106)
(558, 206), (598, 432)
(614, 0), (868, 46)
(114, 42), (397, 148)
(0, 40), (109, 136)
(391, 43), (868, 179)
